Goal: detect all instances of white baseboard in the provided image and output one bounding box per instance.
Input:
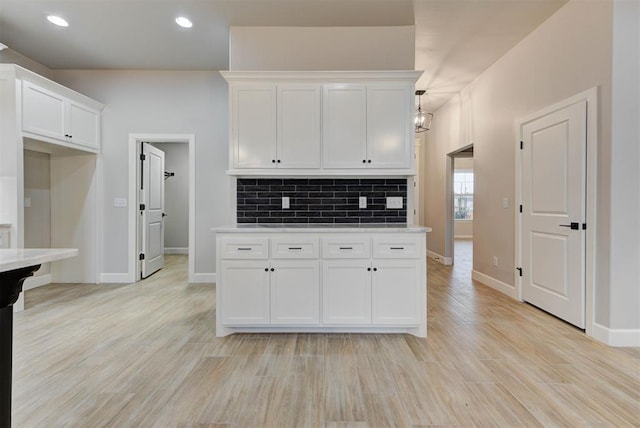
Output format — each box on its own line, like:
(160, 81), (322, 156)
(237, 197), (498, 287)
(165, 247), (188, 254)
(454, 235), (473, 239)
(591, 323), (640, 347)
(472, 270), (518, 300)
(427, 250), (452, 265)
(100, 273), (134, 284)
(190, 273), (216, 284)
(24, 274), (52, 290)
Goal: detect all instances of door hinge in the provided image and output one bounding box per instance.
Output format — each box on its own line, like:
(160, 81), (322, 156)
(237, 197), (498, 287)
(520, 141), (523, 150)
(139, 253), (145, 260)
(140, 153), (146, 161)
(140, 203), (145, 211)
(519, 204), (523, 213)
(516, 267), (523, 277)
(582, 223), (587, 230)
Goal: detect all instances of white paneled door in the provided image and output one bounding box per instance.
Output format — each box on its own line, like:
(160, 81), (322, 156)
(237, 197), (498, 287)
(521, 100), (587, 328)
(141, 143), (165, 279)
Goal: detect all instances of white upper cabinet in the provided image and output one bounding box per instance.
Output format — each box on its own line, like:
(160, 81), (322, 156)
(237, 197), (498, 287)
(21, 77), (102, 153)
(22, 81), (66, 141)
(366, 84), (412, 168)
(221, 70), (422, 175)
(277, 85), (321, 168)
(232, 84), (277, 168)
(322, 84), (367, 169)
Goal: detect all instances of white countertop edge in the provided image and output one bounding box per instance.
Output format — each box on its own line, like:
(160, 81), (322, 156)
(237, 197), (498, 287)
(0, 248), (79, 272)
(211, 225), (431, 233)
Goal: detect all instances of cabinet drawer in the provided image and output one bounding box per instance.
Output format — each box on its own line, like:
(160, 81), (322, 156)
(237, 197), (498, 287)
(372, 236), (422, 259)
(271, 236), (319, 259)
(220, 237), (269, 259)
(322, 235), (370, 259)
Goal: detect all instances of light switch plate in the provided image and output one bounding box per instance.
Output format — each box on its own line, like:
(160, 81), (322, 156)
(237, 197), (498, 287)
(114, 197), (127, 208)
(359, 196), (367, 209)
(386, 196), (403, 209)
(282, 196), (290, 209)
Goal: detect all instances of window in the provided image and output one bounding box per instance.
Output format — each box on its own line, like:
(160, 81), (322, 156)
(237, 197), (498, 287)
(454, 171), (473, 220)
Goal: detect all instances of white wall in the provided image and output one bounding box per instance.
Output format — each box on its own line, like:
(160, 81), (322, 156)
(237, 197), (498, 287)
(230, 26), (415, 70)
(151, 142), (189, 251)
(52, 70), (231, 277)
(424, 0), (617, 321)
(0, 48), (54, 79)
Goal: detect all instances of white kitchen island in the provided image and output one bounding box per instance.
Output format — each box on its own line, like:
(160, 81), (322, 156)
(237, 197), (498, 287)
(0, 248), (78, 427)
(214, 225), (430, 338)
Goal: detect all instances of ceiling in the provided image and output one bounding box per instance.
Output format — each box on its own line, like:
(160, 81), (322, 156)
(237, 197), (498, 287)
(0, 0), (567, 111)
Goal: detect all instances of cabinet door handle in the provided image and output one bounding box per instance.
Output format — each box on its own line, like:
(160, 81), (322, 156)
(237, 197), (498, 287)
(373, 267), (377, 272)
(270, 268), (275, 272)
(339, 247), (353, 250)
(264, 268), (269, 272)
(272, 159), (276, 163)
(362, 159), (366, 163)
(288, 247), (302, 250)
(367, 267), (371, 271)
(390, 247), (404, 250)
(367, 160), (371, 163)
(237, 247), (252, 251)
(277, 160), (281, 163)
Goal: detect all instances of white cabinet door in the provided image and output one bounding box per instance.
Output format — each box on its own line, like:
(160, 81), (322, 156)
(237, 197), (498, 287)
(67, 100), (100, 149)
(271, 260), (319, 324)
(322, 260), (372, 324)
(371, 259), (422, 325)
(22, 81), (66, 141)
(367, 84), (412, 169)
(322, 84), (367, 169)
(220, 260), (270, 325)
(232, 85), (277, 168)
(277, 85), (321, 168)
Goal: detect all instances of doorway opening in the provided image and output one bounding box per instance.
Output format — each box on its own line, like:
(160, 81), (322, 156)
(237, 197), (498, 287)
(128, 134), (195, 283)
(445, 144), (474, 273)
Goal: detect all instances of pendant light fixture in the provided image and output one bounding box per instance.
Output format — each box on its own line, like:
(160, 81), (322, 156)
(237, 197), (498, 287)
(415, 90), (433, 133)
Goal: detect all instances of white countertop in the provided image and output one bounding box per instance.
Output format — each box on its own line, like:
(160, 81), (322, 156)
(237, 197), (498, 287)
(213, 224), (431, 233)
(0, 248), (78, 272)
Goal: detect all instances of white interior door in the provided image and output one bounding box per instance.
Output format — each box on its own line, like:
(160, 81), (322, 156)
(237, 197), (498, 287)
(521, 100), (587, 328)
(140, 143), (165, 279)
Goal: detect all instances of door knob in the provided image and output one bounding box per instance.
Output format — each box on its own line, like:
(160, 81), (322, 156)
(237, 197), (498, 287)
(559, 222), (579, 230)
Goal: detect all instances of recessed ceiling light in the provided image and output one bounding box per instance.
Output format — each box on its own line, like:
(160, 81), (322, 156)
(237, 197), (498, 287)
(47, 15), (69, 27)
(175, 16), (193, 28)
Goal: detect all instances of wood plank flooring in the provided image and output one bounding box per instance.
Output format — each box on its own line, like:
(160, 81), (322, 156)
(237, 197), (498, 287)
(11, 251), (640, 427)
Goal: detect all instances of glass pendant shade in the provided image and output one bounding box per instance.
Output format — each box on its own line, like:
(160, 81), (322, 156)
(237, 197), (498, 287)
(415, 90), (432, 133)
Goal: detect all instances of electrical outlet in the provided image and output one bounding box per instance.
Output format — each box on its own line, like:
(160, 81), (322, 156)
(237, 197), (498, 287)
(359, 196), (367, 209)
(24, 197), (31, 208)
(502, 197), (509, 209)
(114, 197), (127, 208)
(386, 197), (403, 209)
(493, 256), (499, 267)
(282, 196), (290, 209)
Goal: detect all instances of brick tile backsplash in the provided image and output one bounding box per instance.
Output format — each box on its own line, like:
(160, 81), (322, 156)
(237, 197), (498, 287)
(237, 178), (407, 224)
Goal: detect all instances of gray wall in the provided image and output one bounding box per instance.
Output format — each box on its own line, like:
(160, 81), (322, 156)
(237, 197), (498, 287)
(23, 149), (51, 276)
(52, 70), (231, 277)
(151, 142), (189, 250)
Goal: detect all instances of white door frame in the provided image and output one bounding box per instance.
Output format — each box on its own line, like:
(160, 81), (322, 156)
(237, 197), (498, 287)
(515, 87), (598, 336)
(444, 144), (474, 266)
(128, 133), (195, 283)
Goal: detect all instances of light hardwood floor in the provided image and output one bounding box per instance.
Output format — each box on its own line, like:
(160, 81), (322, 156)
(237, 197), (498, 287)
(12, 253), (640, 427)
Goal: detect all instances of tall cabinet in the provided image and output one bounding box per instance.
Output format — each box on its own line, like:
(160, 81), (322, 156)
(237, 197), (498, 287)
(0, 64), (103, 311)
